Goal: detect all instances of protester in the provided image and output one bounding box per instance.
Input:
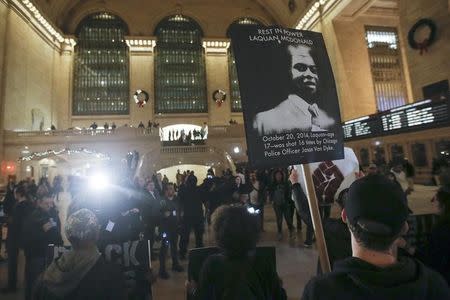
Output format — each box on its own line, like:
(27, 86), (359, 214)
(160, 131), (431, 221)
(269, 170), (294, 240)
(391, 162), (411, 195)
(159, 183), (184, 279)
(289, 170), (314, 247)
(403, 158), (415, 192)
(404, 185), (450, 285)
(33, 208), (127, 300)
(178, 175), (204, 260)
(366, 163), (378, 176)
(231, 176), (246, 204)
(301, 175), (450, 299)
(22, 193), (63, 300)
(154, 173), (165, 197)
(248, 171), (266, 231)
(187, 205), (286, 299)
(141, 180), (161, 260)
(320, 189), (351, 272)
(1, 182), (34, 294)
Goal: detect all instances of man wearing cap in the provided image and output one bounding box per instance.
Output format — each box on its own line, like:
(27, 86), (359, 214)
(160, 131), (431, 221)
(301, 174), (450, 300)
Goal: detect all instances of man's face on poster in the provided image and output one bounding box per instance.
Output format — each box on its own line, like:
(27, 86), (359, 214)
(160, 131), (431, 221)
(288, 45), (319, 98)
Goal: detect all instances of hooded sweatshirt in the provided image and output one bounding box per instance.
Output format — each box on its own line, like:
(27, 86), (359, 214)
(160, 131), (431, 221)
(33, 247), (126, 300)
(302, 256), (450, 300)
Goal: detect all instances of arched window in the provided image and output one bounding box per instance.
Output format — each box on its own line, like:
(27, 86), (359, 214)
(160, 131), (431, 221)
(73, 12), (129, 115)
(227, 18), (262, 112)
(154, 15), (206, 113)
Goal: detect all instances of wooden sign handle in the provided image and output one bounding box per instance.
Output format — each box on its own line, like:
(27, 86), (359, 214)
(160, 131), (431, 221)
(301, 165), (331, 273)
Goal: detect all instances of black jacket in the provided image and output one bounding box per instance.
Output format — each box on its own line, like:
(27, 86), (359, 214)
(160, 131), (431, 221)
(418, 216), (450, 285)
(178, 185), (204, 219)
(8, 199), (34, 246)
(302, 256), (450, 300)
(196, 254), (285, 300)
(141, 190), (161, 226)
(291, 183), (310, 215)
(22, 208), (63, 258)
(322, 218), (352, 271)
(160, 196), (180, 232)
(268, 182), (291, 206)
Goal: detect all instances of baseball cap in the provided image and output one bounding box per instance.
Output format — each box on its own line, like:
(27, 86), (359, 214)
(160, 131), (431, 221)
(345, 174), (408, 236)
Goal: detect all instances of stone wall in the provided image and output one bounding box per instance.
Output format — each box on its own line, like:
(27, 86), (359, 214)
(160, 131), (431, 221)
(399, 0), (450, 100)
(2, 4), (60, 131)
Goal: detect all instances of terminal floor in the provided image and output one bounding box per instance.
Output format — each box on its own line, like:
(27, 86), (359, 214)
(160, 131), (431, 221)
(0, 185), (437, 300)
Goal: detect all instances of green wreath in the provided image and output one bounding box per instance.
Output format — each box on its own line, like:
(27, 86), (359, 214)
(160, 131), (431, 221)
(407, 18), (437, 55)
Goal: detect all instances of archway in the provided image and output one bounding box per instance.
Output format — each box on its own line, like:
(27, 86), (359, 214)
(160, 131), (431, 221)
(136, 146), (235, 179)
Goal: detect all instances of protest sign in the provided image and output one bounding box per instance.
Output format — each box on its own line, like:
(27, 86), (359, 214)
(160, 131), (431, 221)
(230, 26), (344, 168)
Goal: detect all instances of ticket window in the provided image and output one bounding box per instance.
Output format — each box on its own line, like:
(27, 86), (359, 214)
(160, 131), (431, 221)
(359, 148), (370, 167)
(390, 144), (405, 163)
(411, 143), (428, 167)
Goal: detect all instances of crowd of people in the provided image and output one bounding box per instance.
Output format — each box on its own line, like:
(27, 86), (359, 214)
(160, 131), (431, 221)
(0, 161), (449, 299)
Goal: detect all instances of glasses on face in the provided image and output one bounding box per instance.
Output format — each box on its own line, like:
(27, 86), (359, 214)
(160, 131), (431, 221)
(293, 63), (318, 74)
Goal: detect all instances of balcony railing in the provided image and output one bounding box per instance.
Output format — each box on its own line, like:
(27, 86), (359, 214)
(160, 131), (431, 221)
(160, 145), (210, 154)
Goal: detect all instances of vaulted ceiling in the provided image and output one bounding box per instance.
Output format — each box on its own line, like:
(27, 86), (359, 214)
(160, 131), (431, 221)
(32, 0), (309, 36)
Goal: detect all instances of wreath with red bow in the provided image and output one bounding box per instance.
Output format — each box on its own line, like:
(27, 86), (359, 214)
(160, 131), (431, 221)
(213, 90), (227, 107)
(408, 19), (437, 55)
(134, 90), (149, 108)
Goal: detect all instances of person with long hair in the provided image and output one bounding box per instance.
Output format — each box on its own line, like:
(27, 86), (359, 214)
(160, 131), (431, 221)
(269, 170), (294, 240)
(188, 205), (285, 299)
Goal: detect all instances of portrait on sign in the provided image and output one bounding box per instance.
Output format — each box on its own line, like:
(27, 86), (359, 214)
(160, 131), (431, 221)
(230, 26), (344, 168)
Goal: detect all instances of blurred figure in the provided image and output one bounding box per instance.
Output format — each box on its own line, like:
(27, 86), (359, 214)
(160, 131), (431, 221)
(248, 171), (266, 231)
(154, 173), (164, 197)
(367, 163), (378, 176)
(424, 185), (450, 283)
(391, 163), (411, 195)
(1, 182), (34, 294)
(269, 170), (294, 240)
(22, 193), (63, 300)
(178, 175), (204, 260)
(403, 158), (415, 192)
(33, 209), (127, 300)
(231, 176), (246, 204)
(289, 170), (314, 247)
(141, 181), (161, 260)
(176, 169), (183, 186)
(159, 183), (183, 279)
(320, 189), (351, 272)
(188, 206), (285, 299)
(405, 186), (450, 285)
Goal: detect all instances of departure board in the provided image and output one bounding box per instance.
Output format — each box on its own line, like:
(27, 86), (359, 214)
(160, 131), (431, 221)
(343, 115), (381, 140)
(343, 98), (450, 141)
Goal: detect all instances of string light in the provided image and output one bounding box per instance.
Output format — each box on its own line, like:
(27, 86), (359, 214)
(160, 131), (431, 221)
(295, 0), (338, 30)
(19, 148), (110, 162)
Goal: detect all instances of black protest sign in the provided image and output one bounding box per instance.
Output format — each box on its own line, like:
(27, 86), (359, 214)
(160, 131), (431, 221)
(230, 26), (344, 168)
(47, 240), (151, 298)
